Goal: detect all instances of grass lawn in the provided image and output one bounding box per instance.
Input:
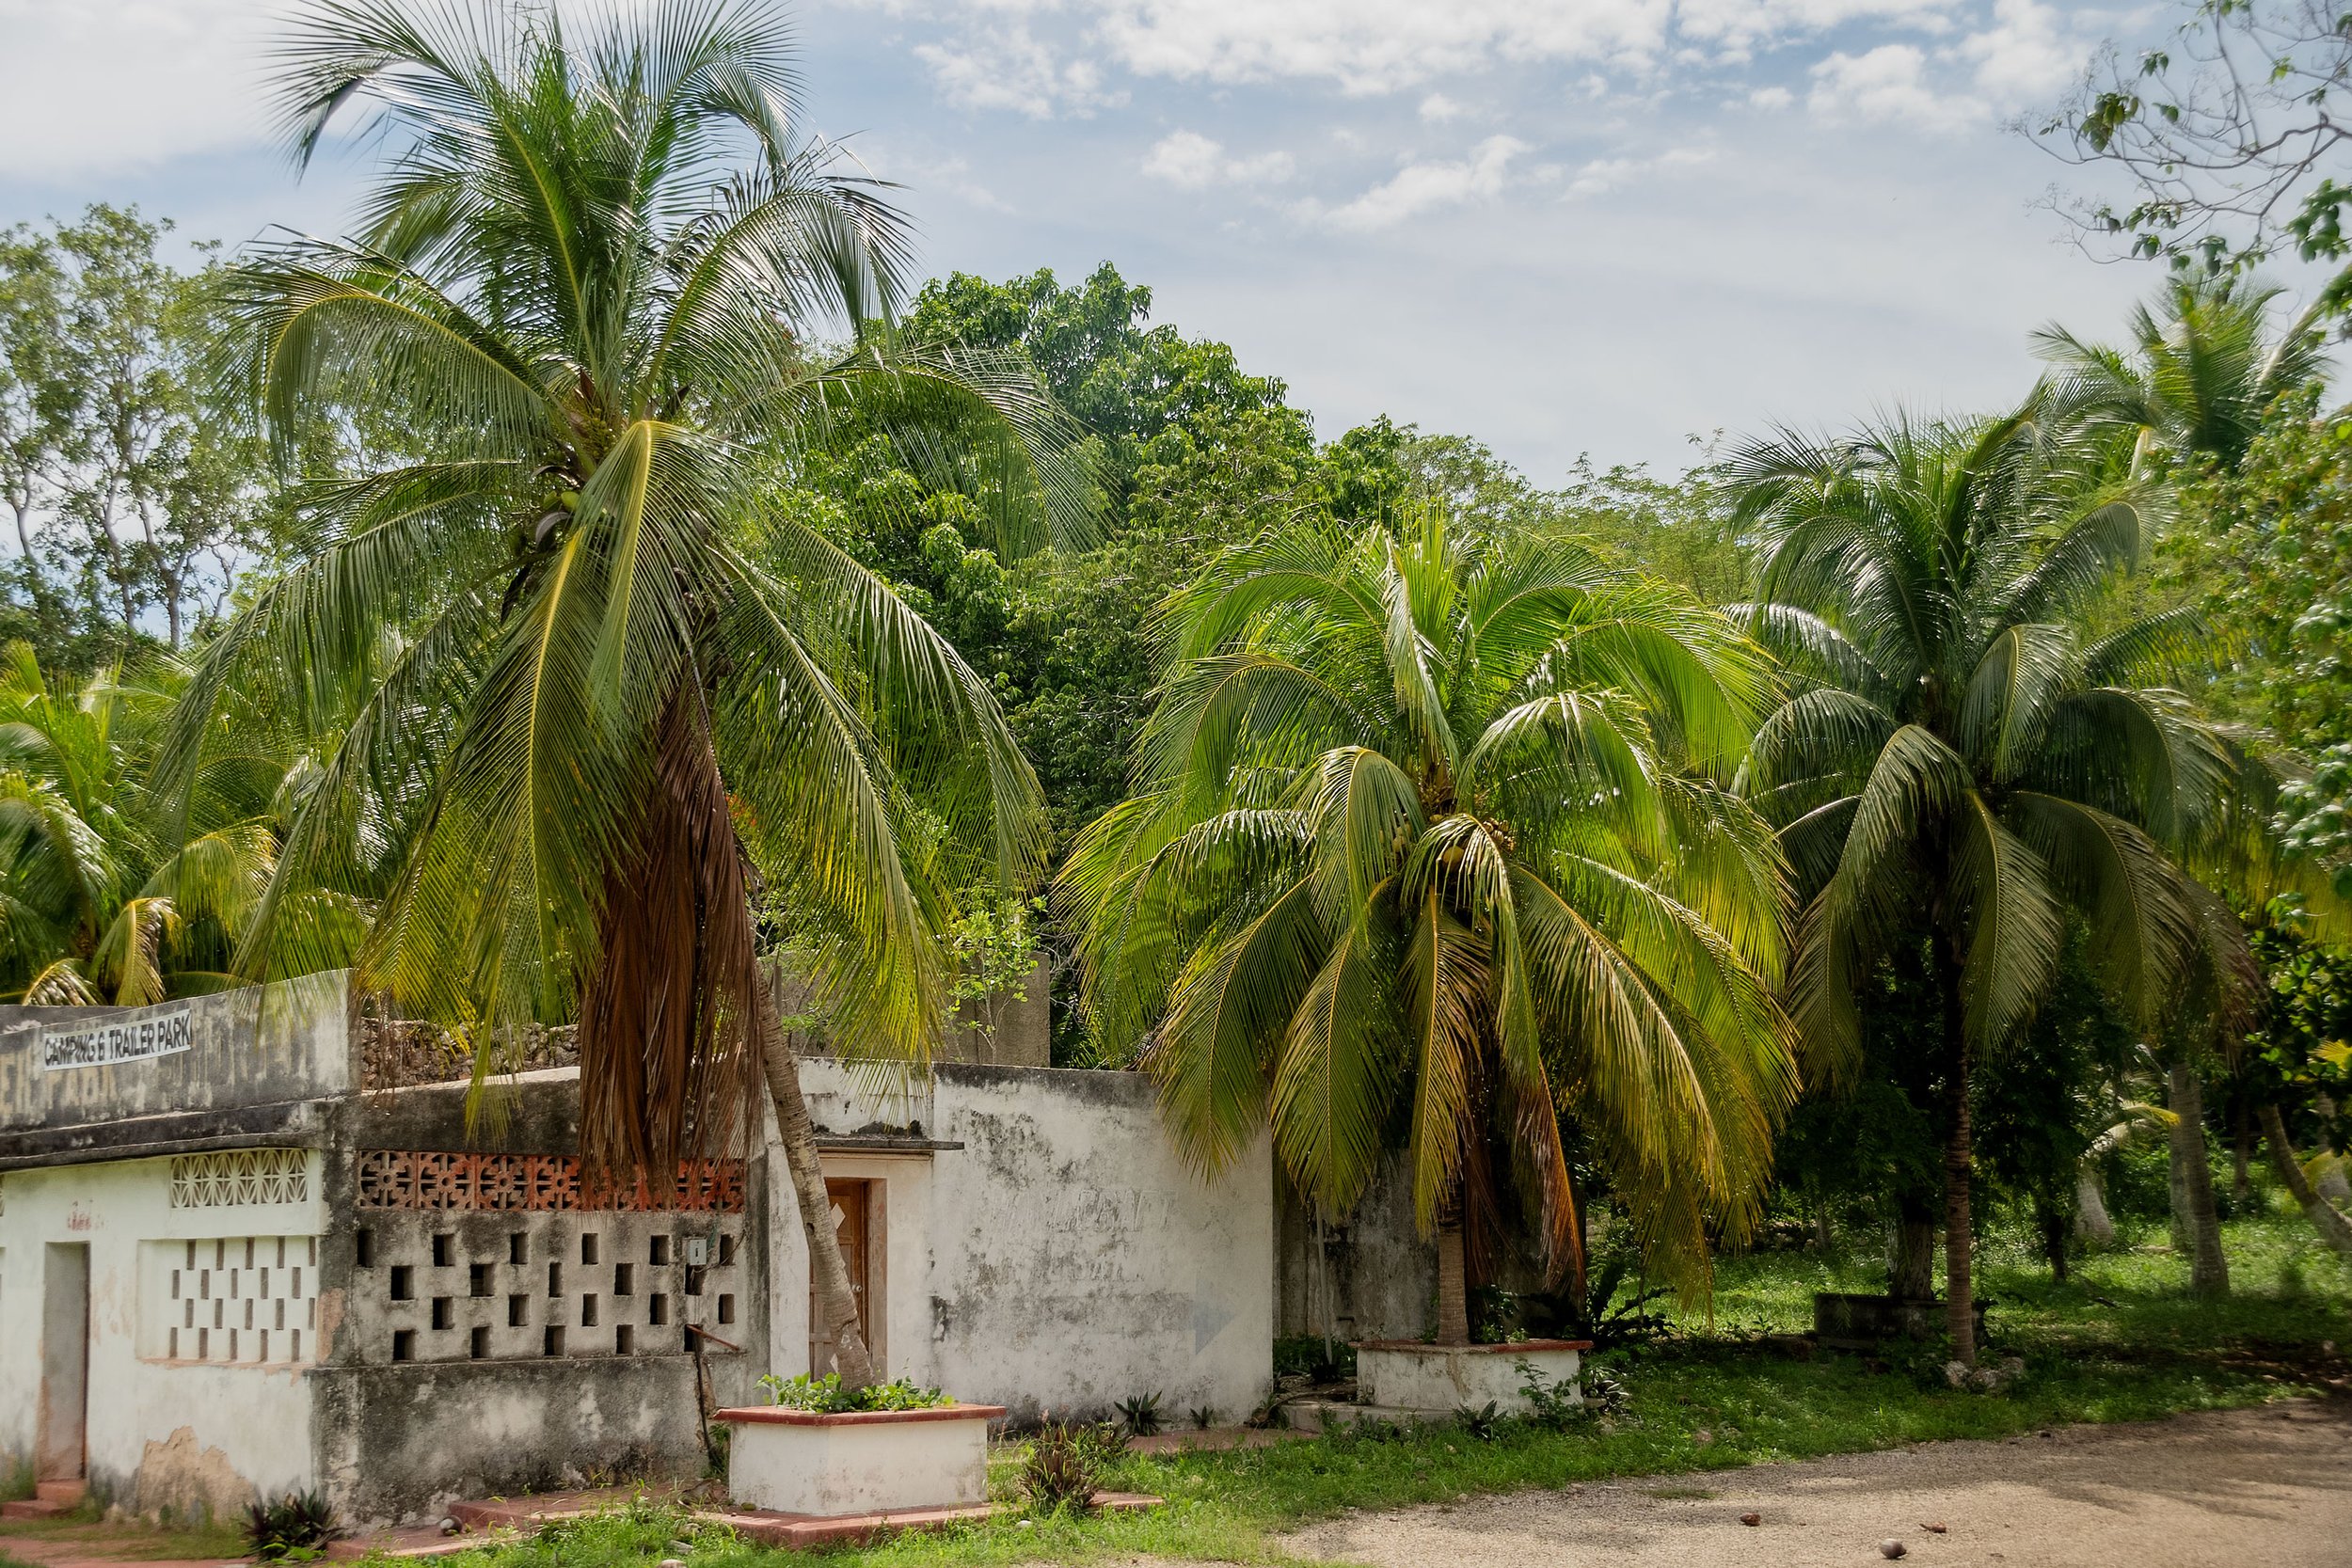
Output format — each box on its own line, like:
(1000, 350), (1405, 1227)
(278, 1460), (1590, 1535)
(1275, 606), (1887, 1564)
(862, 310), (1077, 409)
(0, 1510), (247, 1563)
(361, 1210), (2347, 1568)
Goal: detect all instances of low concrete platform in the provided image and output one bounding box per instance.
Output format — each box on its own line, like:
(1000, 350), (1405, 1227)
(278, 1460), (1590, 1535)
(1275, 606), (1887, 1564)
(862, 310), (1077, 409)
(1127, 1425), (1303, 1455)
(2, 1481), (90, 1522)
(364, 1481), (1162, 1556)
(1283, 1400), (1462, 1434)
(690, 1493), (1159, 1548)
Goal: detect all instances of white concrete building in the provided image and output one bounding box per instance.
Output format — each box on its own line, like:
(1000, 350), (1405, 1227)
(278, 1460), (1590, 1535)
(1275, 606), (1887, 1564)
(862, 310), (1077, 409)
(0, 977), (1286, 1525)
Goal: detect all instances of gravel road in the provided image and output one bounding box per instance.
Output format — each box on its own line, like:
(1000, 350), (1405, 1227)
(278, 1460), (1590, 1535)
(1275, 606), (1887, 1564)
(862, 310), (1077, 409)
(1281, 1400), (2352, 1568)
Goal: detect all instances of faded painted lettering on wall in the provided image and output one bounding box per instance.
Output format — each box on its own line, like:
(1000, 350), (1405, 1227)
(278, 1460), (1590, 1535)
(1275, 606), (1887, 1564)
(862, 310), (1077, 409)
(41, 1006), (193, 1070)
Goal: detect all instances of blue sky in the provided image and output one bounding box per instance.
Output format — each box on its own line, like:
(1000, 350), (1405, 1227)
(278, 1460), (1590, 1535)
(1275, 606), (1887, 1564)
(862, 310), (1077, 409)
(0, 0), (2204, 476)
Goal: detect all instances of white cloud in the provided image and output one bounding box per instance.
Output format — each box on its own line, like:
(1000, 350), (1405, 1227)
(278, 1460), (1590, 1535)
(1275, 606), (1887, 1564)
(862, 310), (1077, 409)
(1749, 85), (1795, 110)
(1095, 1), (1669, 94)
(914, 24), (1123, 118)
(1313, 134), (1528, 230)
(1565, 143), (1714, 198)
(1807, 43), (1986, 130)
(875, 0), (1991, 109)
(1676, 0), (1964, 55)
(859, 144), (1015, 212)
(1141, 129), (1294, 187)
(1958, 0), (2085, 104)
(1420, 92), (1467, 122)
(0, 0), (273, 179)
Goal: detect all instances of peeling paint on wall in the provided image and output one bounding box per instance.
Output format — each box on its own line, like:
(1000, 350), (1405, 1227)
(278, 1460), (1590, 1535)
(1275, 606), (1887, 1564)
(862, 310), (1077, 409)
(134, 1426), (252, 1521)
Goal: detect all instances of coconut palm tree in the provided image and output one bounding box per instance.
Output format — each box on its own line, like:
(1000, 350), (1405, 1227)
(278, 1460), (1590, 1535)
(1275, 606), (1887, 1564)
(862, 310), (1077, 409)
(0, 642), (287, 1004)
(1062, 511), (1797, 1341)
(2042, 275), (2342, 1291)
(2034, 273), (2330, 471)
(167, 0), (1088, 1388)
(1729, 391), (2244, 1360)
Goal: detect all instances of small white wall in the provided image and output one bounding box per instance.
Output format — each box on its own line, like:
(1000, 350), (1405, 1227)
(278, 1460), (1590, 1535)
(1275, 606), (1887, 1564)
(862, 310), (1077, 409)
(0, 1155), (322, 1516)
(768, 1062), (1273, 1423)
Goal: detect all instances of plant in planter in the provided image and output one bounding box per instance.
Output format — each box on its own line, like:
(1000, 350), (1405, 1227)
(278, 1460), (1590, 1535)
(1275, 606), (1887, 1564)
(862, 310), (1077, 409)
(716, 1377), (1006, 1517)
(756, 1373), (954, 1413)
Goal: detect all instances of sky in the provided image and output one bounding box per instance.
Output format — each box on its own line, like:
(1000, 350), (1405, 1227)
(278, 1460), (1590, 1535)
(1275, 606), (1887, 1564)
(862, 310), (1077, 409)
(0, 0), (2208, 479)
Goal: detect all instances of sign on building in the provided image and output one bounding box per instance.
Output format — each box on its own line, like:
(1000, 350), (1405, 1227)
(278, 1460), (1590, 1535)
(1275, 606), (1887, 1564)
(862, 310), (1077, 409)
(40, 1006), (195, 1070)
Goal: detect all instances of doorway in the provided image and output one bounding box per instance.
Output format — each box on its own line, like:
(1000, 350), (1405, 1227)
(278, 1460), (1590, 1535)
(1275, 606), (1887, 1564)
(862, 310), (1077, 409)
(808, 1179), (877, 1375)
(38, 1243), (89, 1482)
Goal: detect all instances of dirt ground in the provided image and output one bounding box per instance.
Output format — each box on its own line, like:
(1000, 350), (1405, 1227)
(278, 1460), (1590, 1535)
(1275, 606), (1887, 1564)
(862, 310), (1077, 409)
(1283, 1400), (2352, 1568)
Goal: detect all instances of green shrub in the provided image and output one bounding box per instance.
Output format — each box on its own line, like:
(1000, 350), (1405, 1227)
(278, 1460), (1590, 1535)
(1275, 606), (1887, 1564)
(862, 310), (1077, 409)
(755, 1373), (952, 1412)
(243, 1490), (343, 1561)
(1018, 1420), (1125, 1513)
(1272, 1336), (1357, 1381)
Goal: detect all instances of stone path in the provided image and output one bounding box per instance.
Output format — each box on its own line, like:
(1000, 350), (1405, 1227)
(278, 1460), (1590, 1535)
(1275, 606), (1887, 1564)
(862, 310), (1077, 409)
(1285, 1400), (2352, 1568)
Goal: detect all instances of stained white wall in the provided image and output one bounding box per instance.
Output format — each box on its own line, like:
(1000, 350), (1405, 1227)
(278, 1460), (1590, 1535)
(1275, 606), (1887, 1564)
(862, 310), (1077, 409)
(769, 1062), (1274, 1423)
(0, 1155), (322, 1516)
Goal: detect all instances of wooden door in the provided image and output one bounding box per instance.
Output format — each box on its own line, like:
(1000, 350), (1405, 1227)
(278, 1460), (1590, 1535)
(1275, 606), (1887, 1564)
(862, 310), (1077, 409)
(808, 1179), (871, 1375)
(37, 1243), (89, 1481)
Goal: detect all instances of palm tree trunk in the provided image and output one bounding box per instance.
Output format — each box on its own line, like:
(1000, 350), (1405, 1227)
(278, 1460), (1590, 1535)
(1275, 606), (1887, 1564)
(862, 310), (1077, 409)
(1933, 932), (1977, 1364)
(757, 990), (876, 1389)
(2258, 1101), (2352, 1259)
(2074, 1164), (2115, 1248)
(1435, 1223), (1470, 1346)
(2167, 1056), (2229, 1297)
(2317, 1094), (2352, 1207)
(2232, 1103), (2254, 1208)
(1944, 1043), (1976, 1364)
(2034, 1193), (2070, 1283)
(1889, 1193), (1936, 1302)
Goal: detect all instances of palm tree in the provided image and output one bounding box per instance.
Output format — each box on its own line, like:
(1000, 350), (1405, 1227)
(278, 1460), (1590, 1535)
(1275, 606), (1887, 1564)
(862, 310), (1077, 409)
(2034, 273), (2329, 472)
(0, 642), (284, 1004)
(167, 0), (1088, 1389)
(1729, 392), (2244, 1360)
(2042, 275), (2340, 1290)
(1063, 511), (1797, 1341)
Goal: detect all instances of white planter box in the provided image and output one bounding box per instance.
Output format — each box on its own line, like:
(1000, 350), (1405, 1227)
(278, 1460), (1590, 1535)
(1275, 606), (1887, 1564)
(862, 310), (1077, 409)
(1355, 1338), (1589, 1417)
(712, 1402), (1005, 1517)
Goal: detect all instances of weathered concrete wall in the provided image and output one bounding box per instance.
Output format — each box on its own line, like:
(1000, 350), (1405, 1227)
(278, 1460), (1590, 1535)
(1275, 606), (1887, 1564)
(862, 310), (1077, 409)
(310, 1358), (710, 1524)
(313, 1067), (766, 1522)
(1275, 1156), (1436, 1341)
(940, 958), (1051, 1068)
(0, 1154), (322, 1519)
(0, 974), (354, 1141)
(771, 1061), (1275, 1423)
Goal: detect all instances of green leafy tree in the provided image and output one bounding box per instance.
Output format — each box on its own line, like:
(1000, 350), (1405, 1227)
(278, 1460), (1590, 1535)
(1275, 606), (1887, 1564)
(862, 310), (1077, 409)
(2244, 920), (2352, 1250)
(1730, 391), (2245, 1358)
(2042, 0), (2352, 300)
(2169, 391), (2352, 891)
(172, 0), (1088, 1391)
(1064, 511), (1796, 1340)
(0, 209), (276, 665)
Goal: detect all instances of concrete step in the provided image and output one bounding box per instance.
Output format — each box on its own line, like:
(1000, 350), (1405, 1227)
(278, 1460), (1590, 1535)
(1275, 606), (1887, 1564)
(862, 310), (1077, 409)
(0, 1499), (67, 1521)
(2, 1479), (88, 1521)
(1281, 1399), (1458, 1435)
